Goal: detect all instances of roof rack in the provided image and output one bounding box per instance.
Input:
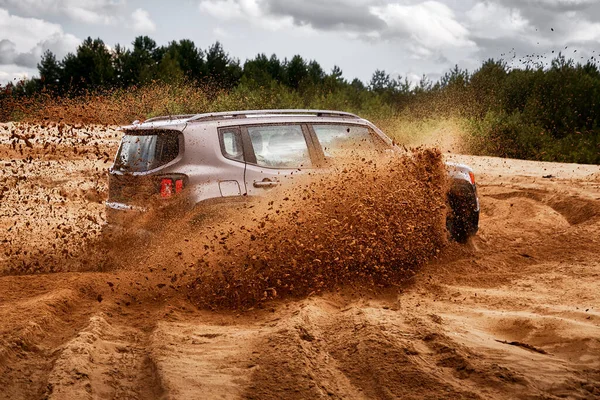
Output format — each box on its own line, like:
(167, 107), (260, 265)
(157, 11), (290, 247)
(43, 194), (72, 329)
(187, 109), (361, 122)
(144, 114), (197, 123)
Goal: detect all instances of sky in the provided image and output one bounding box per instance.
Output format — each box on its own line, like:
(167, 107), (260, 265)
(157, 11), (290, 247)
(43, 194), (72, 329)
(2, 0), (600, 85)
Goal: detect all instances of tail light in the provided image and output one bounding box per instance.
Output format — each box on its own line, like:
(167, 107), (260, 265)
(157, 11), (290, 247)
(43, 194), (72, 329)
(469, 171), (475, 185)
(160, 177), (185, 198)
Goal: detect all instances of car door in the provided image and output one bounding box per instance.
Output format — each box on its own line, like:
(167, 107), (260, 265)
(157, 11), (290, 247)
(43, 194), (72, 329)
(241, 123), (320, 196)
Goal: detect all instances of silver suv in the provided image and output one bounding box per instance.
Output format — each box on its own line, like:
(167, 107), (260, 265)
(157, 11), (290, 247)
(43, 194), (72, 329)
(107, 109), (479, 241)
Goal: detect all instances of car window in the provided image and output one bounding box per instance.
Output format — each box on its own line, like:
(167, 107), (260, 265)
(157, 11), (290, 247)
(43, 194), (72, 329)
(114, 131), (180, 172)
(219, 129), (244, 161)
(311, 124), (380, 157)
(247, 125), (311, 168)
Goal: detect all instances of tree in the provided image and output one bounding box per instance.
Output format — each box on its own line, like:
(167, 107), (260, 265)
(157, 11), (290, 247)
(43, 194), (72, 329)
(414, 74), (433, 94)
(286, 55), (308, 89)
(266, 54), (285, 83)
(470, 59), (508, 115)
(324, 65), (345, 90)
(350, 78), (365, 90)
(206, 41), (241, 89)
(243, 53), (274, 87)
(128, 35), (159, 85)
(37, 50), (61, 90)
(61, 37), (115, 90)
(307, 60), (325, 85)
(439, 64), (470, 89)
(112, 44), (130, 86)
(156, 52), (184, 83)
(167, 39), (206, 81)
(369, 69), (391, 92)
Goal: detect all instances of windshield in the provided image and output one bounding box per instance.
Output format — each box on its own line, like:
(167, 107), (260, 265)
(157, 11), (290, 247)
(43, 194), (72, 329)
(114, 132), (180, 172)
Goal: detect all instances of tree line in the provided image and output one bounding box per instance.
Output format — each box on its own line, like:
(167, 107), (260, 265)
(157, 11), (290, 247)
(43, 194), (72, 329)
(1, 35), (599, 164)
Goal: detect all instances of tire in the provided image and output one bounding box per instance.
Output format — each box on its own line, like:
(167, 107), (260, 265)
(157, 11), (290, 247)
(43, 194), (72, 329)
(446, 206), (470, 243)
(447, 188), (479, 243)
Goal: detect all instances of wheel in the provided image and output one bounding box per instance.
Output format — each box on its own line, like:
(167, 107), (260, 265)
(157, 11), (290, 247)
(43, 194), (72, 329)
(446, 206), (470, 243)
(447, 190), (478, 243)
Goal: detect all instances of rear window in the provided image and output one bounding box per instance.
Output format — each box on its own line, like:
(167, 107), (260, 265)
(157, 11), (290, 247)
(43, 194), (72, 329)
(312, 124), (381, 157)
(114, 131), (180, 172)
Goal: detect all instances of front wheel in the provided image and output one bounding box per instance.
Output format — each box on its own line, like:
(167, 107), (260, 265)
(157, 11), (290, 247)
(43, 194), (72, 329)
(446, 188), (479, 243)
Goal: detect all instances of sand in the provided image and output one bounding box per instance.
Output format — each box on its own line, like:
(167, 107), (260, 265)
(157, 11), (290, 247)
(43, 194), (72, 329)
(1, 122), (599, 399)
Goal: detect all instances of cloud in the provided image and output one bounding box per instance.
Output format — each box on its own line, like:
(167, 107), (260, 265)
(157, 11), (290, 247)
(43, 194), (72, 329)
(266, 0), (385, 31)
(0, 0), (124, 24)
(131, 8), (156, 32)
(0, 40), (36, 67)
(198, 0), (476, 62)
(462, 0), (600, 65)
(371, 1), (476, 56)
(213, 27), (231, 38)
(0, 9), (80, 68)
(199, 0), (244, 20)
(495, 0), (596, 11)
(466, 2), (532, 40)
(0, 64), (36, 84)
(199, 0), (299, 31)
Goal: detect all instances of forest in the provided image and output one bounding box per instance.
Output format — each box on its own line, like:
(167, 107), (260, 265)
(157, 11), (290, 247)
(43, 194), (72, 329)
(1, 35), (599, 164)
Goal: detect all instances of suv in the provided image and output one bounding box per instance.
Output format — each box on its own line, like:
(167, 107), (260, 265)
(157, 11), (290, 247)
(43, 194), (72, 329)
(107, 109), (479, 241)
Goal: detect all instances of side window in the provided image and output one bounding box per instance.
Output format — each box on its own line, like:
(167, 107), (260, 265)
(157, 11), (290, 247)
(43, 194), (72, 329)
(312, 124), (381, 157)
(219, 128), (244, 162)
(247, 125), (312, 168)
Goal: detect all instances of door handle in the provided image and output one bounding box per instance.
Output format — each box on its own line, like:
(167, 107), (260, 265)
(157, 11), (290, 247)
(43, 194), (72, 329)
(253, 179), (278, 188)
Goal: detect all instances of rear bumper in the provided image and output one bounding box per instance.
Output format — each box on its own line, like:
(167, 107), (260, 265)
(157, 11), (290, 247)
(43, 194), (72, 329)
(105, 201), (147, 225)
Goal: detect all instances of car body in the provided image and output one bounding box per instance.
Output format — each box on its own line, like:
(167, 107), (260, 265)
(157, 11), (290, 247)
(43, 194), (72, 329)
(106, 109), (479, 241)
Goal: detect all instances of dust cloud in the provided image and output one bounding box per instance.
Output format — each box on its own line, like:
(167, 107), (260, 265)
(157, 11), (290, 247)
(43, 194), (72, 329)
(186, 149), (448, 308)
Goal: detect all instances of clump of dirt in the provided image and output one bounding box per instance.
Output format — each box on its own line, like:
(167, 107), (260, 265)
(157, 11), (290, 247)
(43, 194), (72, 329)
(187, 149), (449, 308)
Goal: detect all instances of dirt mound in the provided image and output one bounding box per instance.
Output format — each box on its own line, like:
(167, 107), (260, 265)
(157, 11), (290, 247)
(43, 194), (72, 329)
(186, 149), (448, 308)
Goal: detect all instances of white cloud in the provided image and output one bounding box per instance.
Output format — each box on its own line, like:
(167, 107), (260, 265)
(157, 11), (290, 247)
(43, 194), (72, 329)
(213, 27), (231, 38)
(131, 8), (156, 32)
(466, 2), (531, 40)
(0, 8), (62, 50)
(561, 19), (600, 43)
(199, 0), (244, 20)
(471, 0), (600, 47)
(0, 0), (123, 24)
(371, 1), (476, 58)
(199, 0), (305, 32)
(0, 9), (80, 68)
(498, 0), (596, 10)
(198, 0), (476, 62)
(0, 64), (37, 84)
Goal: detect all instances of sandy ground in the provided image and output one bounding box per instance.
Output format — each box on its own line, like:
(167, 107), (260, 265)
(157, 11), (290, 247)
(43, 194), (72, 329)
(1, 124), (600, 399)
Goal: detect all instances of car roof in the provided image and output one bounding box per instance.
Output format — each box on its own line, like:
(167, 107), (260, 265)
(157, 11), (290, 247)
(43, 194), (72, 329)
(120, 109), (370, 131)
